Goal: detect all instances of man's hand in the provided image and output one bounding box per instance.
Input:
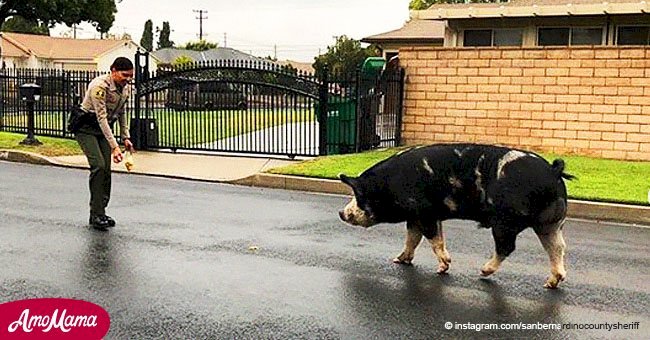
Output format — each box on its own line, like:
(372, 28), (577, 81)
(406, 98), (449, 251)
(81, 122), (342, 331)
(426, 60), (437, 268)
(112, 147), (123, 163)
(123, 138), (135, 153)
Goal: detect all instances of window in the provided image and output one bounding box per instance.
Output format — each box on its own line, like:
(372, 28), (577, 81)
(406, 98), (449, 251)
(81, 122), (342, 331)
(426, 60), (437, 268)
(571, 28), (603, 45)
(464, 29), (492, 46)
(463, 29), (523, 47)
(538, 27), (603, 46)
(538, 28), (570, 46)
(617, 26), (650, 45)
(494, 29), (524, 46)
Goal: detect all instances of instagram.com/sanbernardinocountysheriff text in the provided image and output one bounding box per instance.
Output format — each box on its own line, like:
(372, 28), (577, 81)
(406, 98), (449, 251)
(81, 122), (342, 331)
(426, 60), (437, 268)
(443, 321), (641, 332)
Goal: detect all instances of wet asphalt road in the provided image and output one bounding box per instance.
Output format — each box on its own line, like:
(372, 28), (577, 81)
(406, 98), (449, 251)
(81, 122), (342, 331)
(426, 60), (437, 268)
(0, 161), (648, 339)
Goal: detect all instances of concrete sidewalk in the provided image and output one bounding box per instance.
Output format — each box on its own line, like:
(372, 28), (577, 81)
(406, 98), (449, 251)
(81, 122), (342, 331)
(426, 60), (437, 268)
(49, 151), (295, 182)
(1, 148), (649, 226)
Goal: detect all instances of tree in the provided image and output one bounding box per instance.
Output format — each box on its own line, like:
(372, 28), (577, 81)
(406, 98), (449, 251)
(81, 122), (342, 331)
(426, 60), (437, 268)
(106, 32), (131, 40)
(140, 19), (153, 51)
(172, 55), (194, 68)
(182, 40), (218, 51)
(410, 0), (508, 10)
(0, 0), (119, 33)
(312, 35), (380, 77)
(1, 16), (49, 35)
(0, 0), (118, 65)
(157, 21), (173, 49)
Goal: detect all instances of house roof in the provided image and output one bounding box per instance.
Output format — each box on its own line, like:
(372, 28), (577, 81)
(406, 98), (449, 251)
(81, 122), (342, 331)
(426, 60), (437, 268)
(0, 33), (30, 57)
(277, 60), (315, 74)
(152, 47), (266, 64)
(0, 32), (130, 60)
(412, 0), (650, 20)
(361, 20), (445, 45)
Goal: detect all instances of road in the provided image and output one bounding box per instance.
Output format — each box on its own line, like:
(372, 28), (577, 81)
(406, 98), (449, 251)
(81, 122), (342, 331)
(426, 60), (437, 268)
(0, 161), (648, 339)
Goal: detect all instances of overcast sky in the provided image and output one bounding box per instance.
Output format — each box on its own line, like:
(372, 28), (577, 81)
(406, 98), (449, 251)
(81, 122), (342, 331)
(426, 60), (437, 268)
(51, 0), (412, 62)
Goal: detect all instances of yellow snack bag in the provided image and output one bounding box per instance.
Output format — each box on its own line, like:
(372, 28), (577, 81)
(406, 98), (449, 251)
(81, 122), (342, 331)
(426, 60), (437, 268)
(124, 151), (134, 172)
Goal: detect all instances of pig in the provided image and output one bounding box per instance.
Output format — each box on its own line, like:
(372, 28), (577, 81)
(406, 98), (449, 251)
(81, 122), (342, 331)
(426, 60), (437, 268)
(339, 143), (574, 288)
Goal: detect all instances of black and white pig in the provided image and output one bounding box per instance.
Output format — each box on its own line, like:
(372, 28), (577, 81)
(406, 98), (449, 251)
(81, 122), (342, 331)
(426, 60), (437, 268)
(339, 143), (574, 288)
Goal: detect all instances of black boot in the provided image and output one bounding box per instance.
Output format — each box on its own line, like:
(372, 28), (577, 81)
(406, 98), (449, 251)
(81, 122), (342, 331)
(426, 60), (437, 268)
(103, 215), (116, 227)
(89, 214), (110, 231)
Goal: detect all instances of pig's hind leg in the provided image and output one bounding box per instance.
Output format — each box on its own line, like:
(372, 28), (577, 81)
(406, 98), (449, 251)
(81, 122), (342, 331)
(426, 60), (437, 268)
(422, 220), (452, 274)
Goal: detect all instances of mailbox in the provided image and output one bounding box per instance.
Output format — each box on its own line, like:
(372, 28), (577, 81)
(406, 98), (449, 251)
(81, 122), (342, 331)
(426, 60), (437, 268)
(19, 83), (41, 103)
(18, 83), (42, 145)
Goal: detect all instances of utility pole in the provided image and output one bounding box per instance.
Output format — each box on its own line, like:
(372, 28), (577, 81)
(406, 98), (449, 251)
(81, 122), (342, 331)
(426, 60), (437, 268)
(193, 9), (208, 40)
(70, 24), (84, 39)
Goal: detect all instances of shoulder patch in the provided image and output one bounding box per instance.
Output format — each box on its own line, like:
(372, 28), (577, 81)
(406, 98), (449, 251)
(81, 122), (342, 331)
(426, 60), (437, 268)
(92, 87), (106, 100)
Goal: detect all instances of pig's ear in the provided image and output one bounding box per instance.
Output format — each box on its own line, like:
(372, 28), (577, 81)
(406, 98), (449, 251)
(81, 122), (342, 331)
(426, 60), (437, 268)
(339, 173), (358, 189)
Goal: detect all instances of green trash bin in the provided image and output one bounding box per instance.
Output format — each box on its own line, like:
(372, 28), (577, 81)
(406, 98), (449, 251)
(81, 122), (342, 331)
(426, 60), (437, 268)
(361, 57), (386, 80)
(315, 96), (356, 155)
(358, 57), (386, 151)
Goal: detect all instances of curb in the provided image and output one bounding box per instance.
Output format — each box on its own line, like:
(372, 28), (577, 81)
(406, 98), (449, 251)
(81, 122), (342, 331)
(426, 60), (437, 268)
(3, 149), (649, 227)
(233, 173), (352, 195)
(0, 149), (56, 166)
(237, 173), (650, 227)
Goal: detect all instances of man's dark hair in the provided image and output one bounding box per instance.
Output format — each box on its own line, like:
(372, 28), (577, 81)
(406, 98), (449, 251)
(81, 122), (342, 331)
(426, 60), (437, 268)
(111, 57), (134, 71)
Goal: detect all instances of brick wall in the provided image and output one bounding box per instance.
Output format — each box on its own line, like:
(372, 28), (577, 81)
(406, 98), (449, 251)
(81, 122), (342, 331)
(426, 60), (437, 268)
(399, 46), (650, 161)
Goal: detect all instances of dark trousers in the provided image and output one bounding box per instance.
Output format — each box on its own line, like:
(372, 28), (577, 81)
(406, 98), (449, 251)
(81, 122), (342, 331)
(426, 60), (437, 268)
(75, 131), (112, 216)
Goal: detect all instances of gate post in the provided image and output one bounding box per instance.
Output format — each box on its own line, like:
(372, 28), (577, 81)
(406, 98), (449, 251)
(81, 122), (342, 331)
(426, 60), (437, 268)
(318, 67), (329, 155)
(133, 50), (149, 149)
(395, 68), (405, 146)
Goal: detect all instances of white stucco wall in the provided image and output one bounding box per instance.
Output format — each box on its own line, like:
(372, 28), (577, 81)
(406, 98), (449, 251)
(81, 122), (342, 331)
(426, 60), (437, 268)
(97, 41), (158, 72)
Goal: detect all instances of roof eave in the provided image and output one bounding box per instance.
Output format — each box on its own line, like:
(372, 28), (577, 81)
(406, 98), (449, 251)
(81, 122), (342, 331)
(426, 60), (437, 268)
(361, 38), (444, 45)
(0, 33), (33, 56)
(412, 2), (650, 20)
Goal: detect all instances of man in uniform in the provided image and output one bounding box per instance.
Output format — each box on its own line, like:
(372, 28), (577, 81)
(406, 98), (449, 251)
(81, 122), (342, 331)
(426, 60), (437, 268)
(75, 57), (135, 231)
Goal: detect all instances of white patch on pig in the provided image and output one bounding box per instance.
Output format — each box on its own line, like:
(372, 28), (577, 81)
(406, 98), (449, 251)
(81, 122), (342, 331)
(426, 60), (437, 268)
(454, 146), (471, 158)
(449, 176), (462, 189)
(342, 197), (373, 227)
(422, 158), (434, 174)
(497, 150), (527, 179)
(475, 155), (485, 198)
(444, 197), (457, 212)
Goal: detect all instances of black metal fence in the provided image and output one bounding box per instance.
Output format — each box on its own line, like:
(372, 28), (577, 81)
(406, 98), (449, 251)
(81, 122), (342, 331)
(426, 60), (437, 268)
(0, 68), (103, 138)
(0, 55), (404, 157)
(133, 56), (326, 156)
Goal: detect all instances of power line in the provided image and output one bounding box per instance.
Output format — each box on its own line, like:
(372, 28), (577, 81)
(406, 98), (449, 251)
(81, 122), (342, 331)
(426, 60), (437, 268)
(193, 9), (208, 40)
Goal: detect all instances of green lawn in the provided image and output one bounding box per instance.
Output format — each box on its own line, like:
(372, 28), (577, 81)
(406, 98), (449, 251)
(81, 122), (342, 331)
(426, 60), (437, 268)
(2, 108), (315, 148)
(1, 111), (67, 133)
(146, 108), (314, 147)
(0, 131), (82, 156)
(268, 147), (650, 206)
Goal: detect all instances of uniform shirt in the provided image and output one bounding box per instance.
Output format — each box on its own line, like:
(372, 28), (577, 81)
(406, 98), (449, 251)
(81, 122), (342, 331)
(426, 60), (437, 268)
(81, 73), (131, 150)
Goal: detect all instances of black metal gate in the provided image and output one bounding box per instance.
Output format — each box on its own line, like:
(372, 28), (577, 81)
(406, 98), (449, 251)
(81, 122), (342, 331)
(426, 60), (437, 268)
(131, 51), (404, 157)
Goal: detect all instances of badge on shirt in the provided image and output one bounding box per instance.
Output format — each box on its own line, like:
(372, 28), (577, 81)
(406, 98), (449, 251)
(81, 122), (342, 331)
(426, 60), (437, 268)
(93, 88), (106, 100)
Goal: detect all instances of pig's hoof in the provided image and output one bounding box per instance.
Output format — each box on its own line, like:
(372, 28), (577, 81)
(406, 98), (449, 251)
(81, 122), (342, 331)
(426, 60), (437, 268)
(480, 266), (496, 277)
(437, 263), (449, 274)
(543, 273), (565, 289)
(392, 254), (413, 265)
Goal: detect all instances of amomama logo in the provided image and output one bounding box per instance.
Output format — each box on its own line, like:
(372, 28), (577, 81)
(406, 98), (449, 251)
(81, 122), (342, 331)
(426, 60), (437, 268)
(0, 298), (110, 339)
